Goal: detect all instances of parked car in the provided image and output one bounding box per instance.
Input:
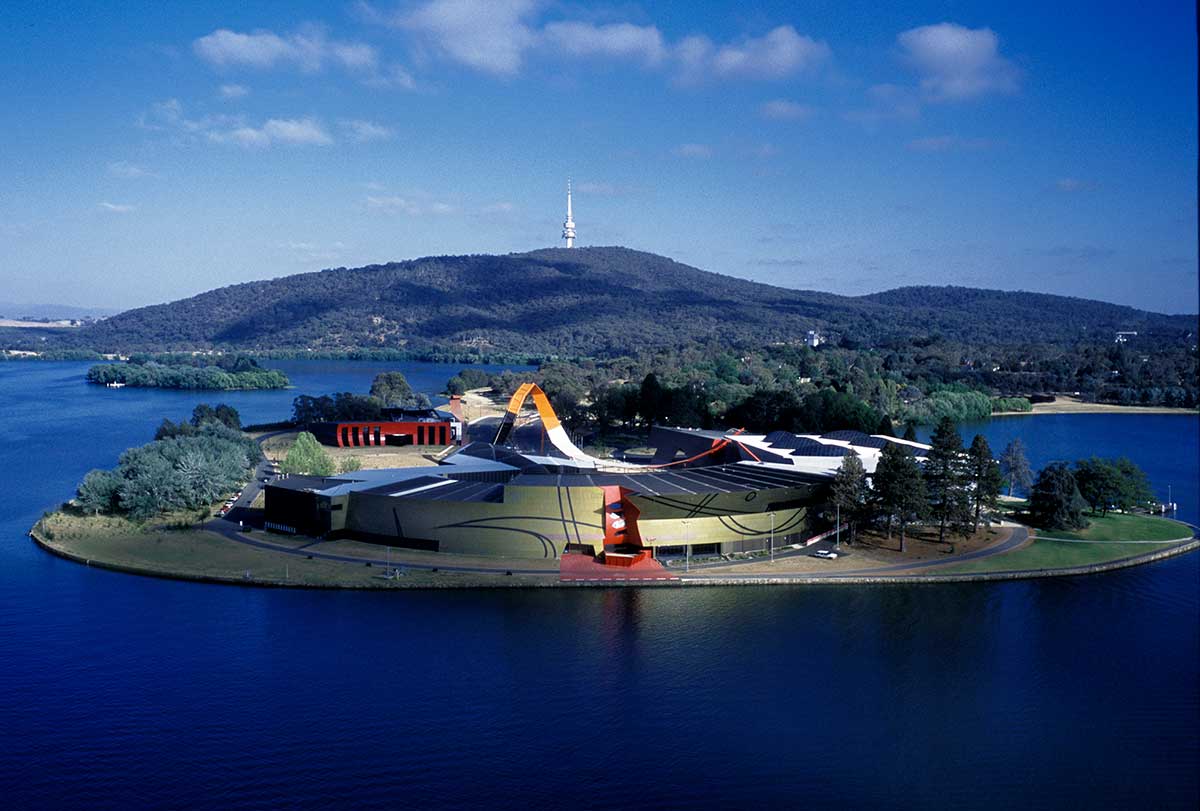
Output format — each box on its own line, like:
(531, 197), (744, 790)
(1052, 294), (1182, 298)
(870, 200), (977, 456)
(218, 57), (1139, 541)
(811, 549), (839, 560)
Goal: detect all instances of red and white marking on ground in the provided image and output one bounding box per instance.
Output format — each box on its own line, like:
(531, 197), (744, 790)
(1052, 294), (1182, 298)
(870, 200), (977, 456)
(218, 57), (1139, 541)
(559, 553), (679, 582)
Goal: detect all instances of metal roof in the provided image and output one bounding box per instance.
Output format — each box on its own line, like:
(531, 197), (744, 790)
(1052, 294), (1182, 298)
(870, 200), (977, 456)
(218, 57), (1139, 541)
(508, 463), (824, 496)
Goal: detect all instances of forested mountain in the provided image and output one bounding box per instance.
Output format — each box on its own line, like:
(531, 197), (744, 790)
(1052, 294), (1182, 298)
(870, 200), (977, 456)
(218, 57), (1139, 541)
(27, 248), (1197, 357)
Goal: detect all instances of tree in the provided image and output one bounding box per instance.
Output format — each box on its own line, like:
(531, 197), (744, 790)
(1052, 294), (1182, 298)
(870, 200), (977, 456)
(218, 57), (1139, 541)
(902, 423), (918, 442)
(830, 451), (869, 544)
(370, 372), (431, 408)
(1073, 457), (1122, 515)
(191, 403), (240, 430)
(876, 415), (896, 437)
(76, 469), (122, 515)
(1113, 457), (1153, 512)
(280, 432), (336, 477)
(639, 373), (666, 427)
(872, 441), (927, 552)
(1029, 462), (1089, 531)
(967, 434), (1003, 532)
(338, 456), (363, 474)
(924, 417), (972, 543)
(1000, 438), (1033, 497)
(1075, 456), (1154, 515)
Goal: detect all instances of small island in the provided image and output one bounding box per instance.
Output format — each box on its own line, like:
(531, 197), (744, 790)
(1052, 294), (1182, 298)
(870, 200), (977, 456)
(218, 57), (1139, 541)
(86, 353), (289, 390)
(30, 374), (1198, 590)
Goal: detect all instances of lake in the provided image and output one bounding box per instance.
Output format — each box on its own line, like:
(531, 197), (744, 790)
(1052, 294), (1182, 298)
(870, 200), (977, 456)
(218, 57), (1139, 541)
(0, 361), (1196, 809)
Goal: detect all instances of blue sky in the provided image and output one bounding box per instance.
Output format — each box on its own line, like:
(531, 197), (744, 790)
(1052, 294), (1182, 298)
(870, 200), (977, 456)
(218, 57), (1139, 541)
(2, 0), (1196, 313)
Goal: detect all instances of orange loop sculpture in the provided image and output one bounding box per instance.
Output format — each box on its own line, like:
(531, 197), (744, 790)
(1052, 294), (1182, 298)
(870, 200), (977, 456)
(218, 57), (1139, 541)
(493, 382), (745, 470)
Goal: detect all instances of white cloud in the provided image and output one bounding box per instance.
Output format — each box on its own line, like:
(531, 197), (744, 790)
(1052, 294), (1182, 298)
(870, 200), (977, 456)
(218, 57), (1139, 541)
(674, 143), (713, 159)
(262, 118), (334, 145)
(759, 99), (814, 120)
(281, 240), (347, 264)
(193, 26), (378, 73)
(218, 83), (250, 99)
(361, 2), (828, 86)
(340, 119), (394, 142)
(481, 201), (515, 213)
(212, 127), (272, 148)
(362, 64), (418, 90)
(208, 117), (333, 147)
(98, 202), (135, 213)
(107, 161), (155, 179)
(897, 23), (1019, 102)
(711, 26), (830, 80)
(398, 0), (538, 76)
(542, 21), (666, 66)
(367, 195), (455, 215)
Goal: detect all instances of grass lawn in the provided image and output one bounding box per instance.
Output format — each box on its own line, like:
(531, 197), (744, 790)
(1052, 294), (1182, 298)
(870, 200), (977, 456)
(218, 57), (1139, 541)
(32, 511), (534, 588)
(1034, 511), (1191, 542)
(935, 538), (1182, 574)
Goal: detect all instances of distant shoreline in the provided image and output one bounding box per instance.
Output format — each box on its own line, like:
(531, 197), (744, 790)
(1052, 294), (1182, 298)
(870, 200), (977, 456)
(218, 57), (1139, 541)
(993, 396), (1198, 417)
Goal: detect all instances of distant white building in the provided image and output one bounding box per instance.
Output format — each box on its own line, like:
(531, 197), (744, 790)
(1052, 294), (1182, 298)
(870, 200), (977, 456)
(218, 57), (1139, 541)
(1115, 331), (1138, 343)
(805, 330), (824, 348)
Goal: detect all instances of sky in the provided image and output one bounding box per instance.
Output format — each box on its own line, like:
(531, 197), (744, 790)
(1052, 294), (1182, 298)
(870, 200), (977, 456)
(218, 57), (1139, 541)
(2, 0), (1197, 314)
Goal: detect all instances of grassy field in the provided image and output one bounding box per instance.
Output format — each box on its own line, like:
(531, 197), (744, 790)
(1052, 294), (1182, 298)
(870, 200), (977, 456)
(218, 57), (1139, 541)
(935, 538), (1183, 574)
(31, 511), (541, 589)
(1033, 511), (1192, 542)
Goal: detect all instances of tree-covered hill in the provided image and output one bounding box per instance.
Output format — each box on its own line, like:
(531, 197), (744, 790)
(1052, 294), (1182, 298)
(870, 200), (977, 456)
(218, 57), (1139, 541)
(29, 247), (1197, 357)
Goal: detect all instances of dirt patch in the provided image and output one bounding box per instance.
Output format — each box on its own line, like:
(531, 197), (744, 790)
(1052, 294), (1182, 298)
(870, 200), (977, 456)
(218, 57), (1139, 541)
(994, 396), (1196, 416)
(260, 431), (442, 470)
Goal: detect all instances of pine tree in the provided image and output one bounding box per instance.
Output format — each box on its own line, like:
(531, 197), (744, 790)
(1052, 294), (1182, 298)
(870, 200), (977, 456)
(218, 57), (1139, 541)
(1000, 438), (1033, 497)
(924, 417), (971, 543)
(873, 441), (927, 552)
(1029, 462), (1089, 530)
(830, 451), (869, 544)
(967, 434), (1003, 532)
(902, 423), (918, 442)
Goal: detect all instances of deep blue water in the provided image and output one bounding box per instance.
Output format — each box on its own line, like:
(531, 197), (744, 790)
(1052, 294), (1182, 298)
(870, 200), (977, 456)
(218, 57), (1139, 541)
(1, 362), (1196, 809)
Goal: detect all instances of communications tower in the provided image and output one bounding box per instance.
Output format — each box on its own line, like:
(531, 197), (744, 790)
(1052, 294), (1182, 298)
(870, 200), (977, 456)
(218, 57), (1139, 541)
(562, 180), (576, 248)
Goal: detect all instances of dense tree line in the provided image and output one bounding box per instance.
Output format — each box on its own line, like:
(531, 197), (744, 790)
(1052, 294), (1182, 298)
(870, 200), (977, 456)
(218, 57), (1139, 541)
(86, 355), (288, 390)
(28, 249), (1193, 406)
(155, 403), (243, 440)
(828, 419), (1004, 550)
(1025, 456), (1156, 531)
(292, 372), (432, 426)
(75, 406), (261, 520)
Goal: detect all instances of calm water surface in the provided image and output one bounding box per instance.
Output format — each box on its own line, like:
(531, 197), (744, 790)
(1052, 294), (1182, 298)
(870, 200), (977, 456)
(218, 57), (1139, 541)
(0, 362), (1196, 809)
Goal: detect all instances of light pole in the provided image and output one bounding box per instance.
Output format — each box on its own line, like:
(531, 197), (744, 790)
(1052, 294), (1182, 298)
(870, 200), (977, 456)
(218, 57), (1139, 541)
(836, 503), (841, 550)
(684, 520), (690, 573)
(769, 511), (775, 564)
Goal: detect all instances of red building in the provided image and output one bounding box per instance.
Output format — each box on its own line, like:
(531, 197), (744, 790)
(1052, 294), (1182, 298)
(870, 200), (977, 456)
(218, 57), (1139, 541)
(312, 406), (460, 448)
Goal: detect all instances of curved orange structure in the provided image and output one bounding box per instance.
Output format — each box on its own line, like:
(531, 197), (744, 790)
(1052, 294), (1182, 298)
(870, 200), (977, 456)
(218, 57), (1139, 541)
(493, 382), (561, 446)
(492, 382), (745, 470)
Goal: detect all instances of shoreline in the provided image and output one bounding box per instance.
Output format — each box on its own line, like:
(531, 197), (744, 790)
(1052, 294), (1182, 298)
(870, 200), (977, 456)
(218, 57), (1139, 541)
(29, 519), (1199, 591)
(993, 397), (1197, 417)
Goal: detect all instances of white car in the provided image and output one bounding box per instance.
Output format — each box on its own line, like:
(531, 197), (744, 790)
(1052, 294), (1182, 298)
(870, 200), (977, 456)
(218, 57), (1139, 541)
(811, 549), (839, 560)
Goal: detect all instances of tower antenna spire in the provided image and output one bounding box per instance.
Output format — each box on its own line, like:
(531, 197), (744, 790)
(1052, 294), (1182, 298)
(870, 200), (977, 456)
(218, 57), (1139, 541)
(562, 178), (576, 248)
